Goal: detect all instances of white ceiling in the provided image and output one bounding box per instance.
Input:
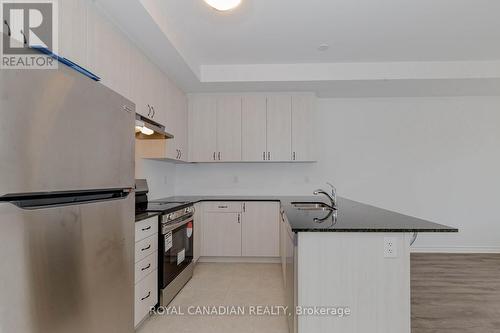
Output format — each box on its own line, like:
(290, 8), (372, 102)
(152, 0), (500, 68)
(99, 0), (500, 97)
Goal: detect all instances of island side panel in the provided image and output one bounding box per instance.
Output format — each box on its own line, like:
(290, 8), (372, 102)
(297, 232), (411, 333)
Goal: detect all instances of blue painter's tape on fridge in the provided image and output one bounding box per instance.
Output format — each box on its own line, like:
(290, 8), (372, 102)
(32, 46), (101, 81)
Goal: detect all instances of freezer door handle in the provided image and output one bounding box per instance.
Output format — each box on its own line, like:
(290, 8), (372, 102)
(0, 188), (132, 210)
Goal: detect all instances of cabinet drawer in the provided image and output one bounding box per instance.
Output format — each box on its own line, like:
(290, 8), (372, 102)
(134, 270), (158, 327)
(135, 217), (158, 242)
(135, 234), (158, 263)
(204, 202), (242, 213)
(135, 252), (158, 284)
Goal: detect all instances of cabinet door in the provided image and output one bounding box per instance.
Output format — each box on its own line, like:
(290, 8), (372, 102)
(188, 95), (217, 162)
(242, 95), (267, 162)
(216, 96), (242, 162)
(59, 0), (88, 67)
(202, 212), (242, 257)
(164, 79), (188, 160)
(242, 202), (279, 257)
(129, 45), (149, 118)
(193, 203), (202, 262)
(280, 210), (287, 285)
(292, 95), (315, 162)
(267, 95), (292, 161)
(176, 93), (188, 161)
(147, 64), (166, 124)
(87, 4), (129, 97)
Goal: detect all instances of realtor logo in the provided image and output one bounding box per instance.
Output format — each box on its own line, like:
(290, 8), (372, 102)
(1, 0), (58, 69)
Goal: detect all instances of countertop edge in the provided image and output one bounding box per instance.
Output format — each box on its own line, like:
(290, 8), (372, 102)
(150, 196), (459, 233)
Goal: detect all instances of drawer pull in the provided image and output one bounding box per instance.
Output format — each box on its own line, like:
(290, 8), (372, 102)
(141, 226), (151, 231)
(141, 264), (151, 271)
(141, 245), (151, 251)
(218, 205), (228, 209)
(141, 292), (151, 301)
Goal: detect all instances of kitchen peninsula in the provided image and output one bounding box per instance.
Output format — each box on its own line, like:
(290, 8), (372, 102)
(148, 195), (457, 333)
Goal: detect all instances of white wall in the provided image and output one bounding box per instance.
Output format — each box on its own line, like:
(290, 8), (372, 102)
(169, 96), (500, 252)
(136, 159), (176, 199)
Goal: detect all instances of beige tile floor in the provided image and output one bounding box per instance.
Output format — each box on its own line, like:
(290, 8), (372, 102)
(137, 263), (289, 333)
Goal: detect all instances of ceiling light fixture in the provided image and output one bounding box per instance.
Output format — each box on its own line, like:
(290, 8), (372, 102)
(318, 43), (329, 52)
(204, 0), (242, 11)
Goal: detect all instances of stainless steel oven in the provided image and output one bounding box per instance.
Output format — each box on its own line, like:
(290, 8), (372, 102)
(158, 205), (195, 306)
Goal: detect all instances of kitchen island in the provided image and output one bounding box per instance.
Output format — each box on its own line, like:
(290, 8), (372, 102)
(153, 195), (457, 333)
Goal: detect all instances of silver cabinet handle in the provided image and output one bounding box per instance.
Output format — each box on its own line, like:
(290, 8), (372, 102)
(213, 152), (216, 161)
(151, 106), (155, 118)
(141, 292), (151, 301)
(237, 213), (241, 223)
(263, 152), (266, 161)
(179, 150), (182, 159)
(218, 205), (228, 209)
(141, 226), (151, 231)
(141, 244), (151, 251)
(218, 152), (221, 161)
(293, 152), (296, 161)
(147, 104), (151, 117)
(141, 264), (151, 271)
(243, 203), (246, 212)
(268, 152), (271, 160)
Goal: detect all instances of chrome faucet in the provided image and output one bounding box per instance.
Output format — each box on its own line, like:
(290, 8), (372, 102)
(313, 182), (337, 209)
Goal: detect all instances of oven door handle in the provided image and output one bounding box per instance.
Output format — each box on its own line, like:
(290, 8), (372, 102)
(162, 218), (191, 233)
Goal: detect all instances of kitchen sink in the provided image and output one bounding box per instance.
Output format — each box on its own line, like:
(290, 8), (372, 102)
(291, 202), (335, 211)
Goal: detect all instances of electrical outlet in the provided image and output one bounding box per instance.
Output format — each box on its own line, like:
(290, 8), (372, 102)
(384, 237), (398, 258)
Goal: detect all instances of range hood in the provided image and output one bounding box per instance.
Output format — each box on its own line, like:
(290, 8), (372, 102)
(135, 114), (173, 140)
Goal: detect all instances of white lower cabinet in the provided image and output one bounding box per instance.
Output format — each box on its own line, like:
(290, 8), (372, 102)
(202, 210), (242, 257)
(134, 270), (158, 327)
(280, 208), (287, 284)
(135, 253), (158, 284)
(199, 202), (280, 258)
(193, 203), (202, 262)
(134, 217), (159, 328)
(242, 202), (280, 257)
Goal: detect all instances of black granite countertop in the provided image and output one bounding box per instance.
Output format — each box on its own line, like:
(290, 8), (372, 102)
(151, 195), (458, 233)
(135, 211), (161, 222)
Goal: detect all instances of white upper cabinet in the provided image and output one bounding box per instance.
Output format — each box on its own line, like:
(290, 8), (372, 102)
(128, 45), (166, 123)
(292, 94), (316, 162)
(266, 95), (292, 162)
(188, 95), (217, 162)
(189, 93), (316, 163)
(87, 3), (129, 98)
(164, 77), (188, 161)
(242, 95), (267, 162)
(216, 96), (242, 162)
(188, 95), (241, 162)
(59, 0), (88, 68)
(128, 45), (149, 118)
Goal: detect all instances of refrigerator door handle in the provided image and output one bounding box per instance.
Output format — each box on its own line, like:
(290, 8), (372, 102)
(0, 188), (133, 210)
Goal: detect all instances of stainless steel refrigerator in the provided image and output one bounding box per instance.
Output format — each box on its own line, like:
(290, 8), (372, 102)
(0, 64), (136, 333)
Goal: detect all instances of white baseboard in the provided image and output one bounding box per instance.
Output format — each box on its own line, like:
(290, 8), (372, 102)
(411, 246), (500, 254)
(197, 256), (281, 264)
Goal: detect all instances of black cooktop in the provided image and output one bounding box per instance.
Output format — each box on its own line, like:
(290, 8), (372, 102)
(146, 200), (192, 213)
